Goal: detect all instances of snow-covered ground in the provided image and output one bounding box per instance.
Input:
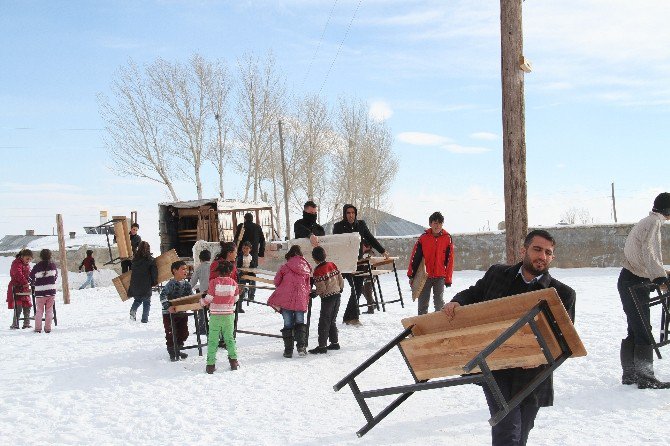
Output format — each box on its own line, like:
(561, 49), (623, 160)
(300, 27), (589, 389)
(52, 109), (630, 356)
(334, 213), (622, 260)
(1, 256), (668, 445)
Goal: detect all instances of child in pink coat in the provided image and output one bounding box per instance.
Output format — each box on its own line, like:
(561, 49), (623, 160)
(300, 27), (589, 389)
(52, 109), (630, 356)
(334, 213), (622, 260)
(268, 245), (312, 357)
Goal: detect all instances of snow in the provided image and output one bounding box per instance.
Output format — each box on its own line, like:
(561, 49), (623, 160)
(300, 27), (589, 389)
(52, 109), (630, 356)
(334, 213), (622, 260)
(1, 256), (668, 445)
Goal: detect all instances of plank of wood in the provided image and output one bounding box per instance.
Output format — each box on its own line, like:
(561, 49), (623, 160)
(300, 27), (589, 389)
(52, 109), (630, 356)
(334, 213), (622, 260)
(172, 302), (203, 313)
(411, 259), (427, 301)
(400, 317), (562, 379)
(168, 293), (202, 306)
(401, 288), (586, 358)
(282, 233), (361, 273)
(240, 275), (274, 285)
(113, 220), (129, 259)
(122, 219), (132, 259)
(238, 267), (276, 276)
(113, 249), (179, 301)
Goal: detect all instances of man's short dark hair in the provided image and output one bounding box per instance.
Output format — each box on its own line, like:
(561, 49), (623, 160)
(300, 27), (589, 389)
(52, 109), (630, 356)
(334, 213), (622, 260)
(244, 212), (253, 222)
(199, 249), (211, 262)
(171, 260), (186, 273)
(524, 229), (555, 247)
(304, 200), (317, 209)
(312, 246), (326, 262)
(429, 212), (444, 224)
(242, 241), (253, 249)
(131, 223), (140, 229)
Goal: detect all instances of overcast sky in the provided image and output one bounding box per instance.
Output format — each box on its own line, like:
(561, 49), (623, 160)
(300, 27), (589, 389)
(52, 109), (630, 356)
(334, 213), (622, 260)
(1, 0), (669, 245)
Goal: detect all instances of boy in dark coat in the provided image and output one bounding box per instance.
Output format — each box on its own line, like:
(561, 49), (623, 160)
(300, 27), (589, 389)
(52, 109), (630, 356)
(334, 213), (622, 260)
(309, 246), (344, 354)
(160, 261), (193, 361)
(332, 204), (390, 325)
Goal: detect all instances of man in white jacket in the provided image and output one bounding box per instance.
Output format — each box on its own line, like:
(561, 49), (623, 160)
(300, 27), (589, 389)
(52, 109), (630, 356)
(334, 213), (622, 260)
(617, 192), (670, 389)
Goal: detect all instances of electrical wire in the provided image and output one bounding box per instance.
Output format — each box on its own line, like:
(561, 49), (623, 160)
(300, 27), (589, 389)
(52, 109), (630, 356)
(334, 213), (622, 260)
(300, 0), (339, 90)
(318, 0), (364, 96)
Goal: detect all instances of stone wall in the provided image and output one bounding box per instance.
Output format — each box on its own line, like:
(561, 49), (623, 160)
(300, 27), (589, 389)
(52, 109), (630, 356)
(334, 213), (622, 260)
(376, 224), (670, 271)
(1, 245), (122, 274)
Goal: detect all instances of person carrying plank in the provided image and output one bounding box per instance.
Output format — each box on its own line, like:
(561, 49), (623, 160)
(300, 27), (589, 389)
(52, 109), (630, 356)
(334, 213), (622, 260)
(407, 211), (454, 315)
(442, 229), (575, 446)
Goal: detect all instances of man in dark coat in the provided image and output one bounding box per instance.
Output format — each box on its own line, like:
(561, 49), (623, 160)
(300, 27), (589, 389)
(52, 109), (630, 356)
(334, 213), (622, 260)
(442, 229), (576, 446)
(234, 213), (266, 264)
(121, 223), (142, 273)
(333, 204), (390, 325)
(294, 201), (325, 246)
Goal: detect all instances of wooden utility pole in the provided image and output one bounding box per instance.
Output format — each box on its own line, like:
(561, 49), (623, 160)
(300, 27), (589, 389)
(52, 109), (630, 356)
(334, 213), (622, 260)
(56, 214), (71, 304)
(278, 120), (291, 240)
(501, 0), (528, 263)
(611, 182), (618, 222)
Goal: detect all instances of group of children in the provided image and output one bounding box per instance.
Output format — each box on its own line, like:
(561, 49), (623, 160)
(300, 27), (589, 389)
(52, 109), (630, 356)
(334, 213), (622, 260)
(154, 240), (344, 373)
(6, 238), (345, 376)
(6, 248), (58, 333)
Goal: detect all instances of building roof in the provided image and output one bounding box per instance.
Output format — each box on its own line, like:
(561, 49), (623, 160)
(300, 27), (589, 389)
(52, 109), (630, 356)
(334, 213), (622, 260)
(158, 198), (272, 210)
(322, 209), (425, 237)
(0, 235), (48, 253)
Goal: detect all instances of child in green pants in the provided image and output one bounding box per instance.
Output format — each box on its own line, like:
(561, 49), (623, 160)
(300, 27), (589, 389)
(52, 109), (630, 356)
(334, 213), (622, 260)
(201, 261), (239, 374)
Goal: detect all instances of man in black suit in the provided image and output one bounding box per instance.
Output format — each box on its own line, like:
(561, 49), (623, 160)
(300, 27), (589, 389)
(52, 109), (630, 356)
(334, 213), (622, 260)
(443, 229), (576, 446)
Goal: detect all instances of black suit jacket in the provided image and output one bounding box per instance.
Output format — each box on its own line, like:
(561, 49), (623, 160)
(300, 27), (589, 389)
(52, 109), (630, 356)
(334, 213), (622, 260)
(451, 262), (576, 407)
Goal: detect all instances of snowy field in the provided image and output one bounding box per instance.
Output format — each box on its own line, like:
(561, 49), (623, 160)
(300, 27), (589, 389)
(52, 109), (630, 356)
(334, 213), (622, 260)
(1, 256), (669, 446)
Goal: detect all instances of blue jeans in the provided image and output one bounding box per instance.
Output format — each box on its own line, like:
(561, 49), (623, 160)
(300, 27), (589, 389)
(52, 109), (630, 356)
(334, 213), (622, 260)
(281, 309), (305, 329)
(130, 295), (152, 323)
(79, 271), (95, 289)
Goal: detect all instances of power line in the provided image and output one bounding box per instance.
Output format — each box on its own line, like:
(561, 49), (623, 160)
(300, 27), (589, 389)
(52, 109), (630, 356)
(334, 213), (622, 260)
(318, 0), (364, 96)
(300, 0), (339, 90)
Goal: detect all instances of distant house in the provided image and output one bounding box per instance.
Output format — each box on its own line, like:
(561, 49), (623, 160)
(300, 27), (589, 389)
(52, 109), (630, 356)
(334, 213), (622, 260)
(322, 208), (425, 237)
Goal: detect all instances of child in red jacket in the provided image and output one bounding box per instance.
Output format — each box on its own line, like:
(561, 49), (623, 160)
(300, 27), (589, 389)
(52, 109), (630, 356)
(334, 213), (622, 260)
(7, 249), (33, 329)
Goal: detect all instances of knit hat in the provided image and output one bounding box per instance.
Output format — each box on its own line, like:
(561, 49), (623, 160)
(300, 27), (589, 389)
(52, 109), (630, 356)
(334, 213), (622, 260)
(652, 192), (670, 216)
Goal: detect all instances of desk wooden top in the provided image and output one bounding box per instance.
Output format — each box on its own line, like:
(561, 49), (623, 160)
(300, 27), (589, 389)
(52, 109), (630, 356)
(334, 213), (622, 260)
(399, 288), (586, 380)
(238, 267), (277, 277)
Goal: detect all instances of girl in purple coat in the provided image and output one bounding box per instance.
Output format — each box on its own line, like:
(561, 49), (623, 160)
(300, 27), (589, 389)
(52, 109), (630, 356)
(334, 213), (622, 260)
(268, 245), (312, 358)
(29, 249), (58, 333)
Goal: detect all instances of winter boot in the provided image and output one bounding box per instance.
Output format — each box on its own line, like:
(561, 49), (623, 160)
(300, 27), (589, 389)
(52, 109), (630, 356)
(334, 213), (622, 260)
(281, 328), (294, 358)
(326, 343), (340, 350)
(206, 364), (216, 374)
(620, 338), (636, 385)
(229, 357), (239, 370)
(308, 346), (328, 354)
(634, 344), (670, 389)
(168, 348), (178, 362)
(176, 343), (188, 359)
(129, 309), (137, 321)
(294, 323), (308, 357)
(363, 281), (375, 314)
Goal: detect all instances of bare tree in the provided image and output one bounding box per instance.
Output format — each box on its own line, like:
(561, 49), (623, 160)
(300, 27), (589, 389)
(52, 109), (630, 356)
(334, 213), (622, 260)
(330, 97), (398, 226)
(149, 54), (213, 199)
(577, 208), (594, 225)
(99, 60), (180, 200)
(286, 94), (334, 217)
(206, 59), (233, 199)
(233, 52), (285, 202)
(561, 207), (578, 225)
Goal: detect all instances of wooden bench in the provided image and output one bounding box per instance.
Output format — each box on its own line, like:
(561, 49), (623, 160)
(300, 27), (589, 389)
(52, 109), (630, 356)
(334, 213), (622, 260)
(334, 288), (587, 437)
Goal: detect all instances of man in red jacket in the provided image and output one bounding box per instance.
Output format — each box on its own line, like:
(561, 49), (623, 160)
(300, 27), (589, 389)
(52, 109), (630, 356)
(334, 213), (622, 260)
(407, 211), (454, 315)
